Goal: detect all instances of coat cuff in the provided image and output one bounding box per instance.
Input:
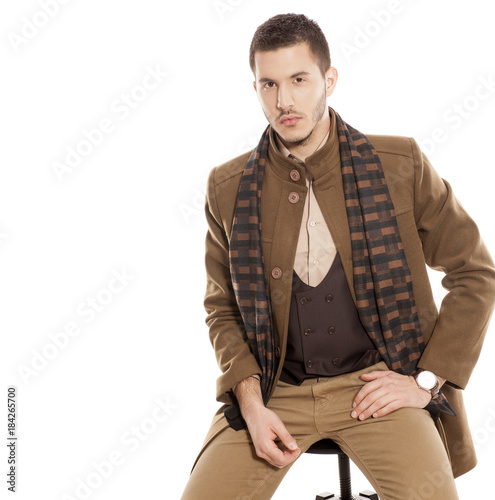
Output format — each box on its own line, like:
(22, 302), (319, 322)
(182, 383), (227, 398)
(215, 360), (262, 404)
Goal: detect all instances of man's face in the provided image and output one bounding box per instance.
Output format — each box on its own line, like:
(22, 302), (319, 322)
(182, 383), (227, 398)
(253, 42), (337, 146)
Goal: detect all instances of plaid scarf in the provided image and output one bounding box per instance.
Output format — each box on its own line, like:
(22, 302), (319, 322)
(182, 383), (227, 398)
(228, 108), (452, 422)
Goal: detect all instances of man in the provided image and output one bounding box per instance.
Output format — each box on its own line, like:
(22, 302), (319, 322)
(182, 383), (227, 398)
(181, 13), (495, 500)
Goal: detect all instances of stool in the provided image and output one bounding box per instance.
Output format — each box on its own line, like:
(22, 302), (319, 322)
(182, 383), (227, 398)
(305, 439), (379, 500)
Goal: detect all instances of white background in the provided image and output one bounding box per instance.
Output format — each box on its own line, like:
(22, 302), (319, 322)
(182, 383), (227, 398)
(1, 1), (494, 499)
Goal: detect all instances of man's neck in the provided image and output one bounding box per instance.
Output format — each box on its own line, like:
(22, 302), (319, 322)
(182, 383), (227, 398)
(278, 114), (331, 162)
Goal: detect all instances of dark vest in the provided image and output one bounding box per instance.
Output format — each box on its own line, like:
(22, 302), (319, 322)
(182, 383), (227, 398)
(280, 252), (381, 385)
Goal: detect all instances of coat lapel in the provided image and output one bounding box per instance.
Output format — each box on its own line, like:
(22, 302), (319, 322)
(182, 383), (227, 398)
(313, 172), (356, 303)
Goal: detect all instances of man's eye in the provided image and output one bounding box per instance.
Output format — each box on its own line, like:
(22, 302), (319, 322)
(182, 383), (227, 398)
(264, 82), (276, 89)
(294, 77), (305, 83)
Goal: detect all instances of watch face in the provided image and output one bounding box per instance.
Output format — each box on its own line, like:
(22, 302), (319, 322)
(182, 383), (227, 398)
(417, 370), (437, 391)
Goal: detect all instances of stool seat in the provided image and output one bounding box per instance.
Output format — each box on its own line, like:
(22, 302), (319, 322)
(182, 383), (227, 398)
(306, 439), (343, 455)
(305, 439), (379, 500)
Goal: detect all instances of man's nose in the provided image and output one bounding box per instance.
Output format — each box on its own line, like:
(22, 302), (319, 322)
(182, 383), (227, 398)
(277, 85), (294, 111)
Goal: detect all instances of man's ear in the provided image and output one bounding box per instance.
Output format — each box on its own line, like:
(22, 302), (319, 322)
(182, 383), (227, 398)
(252, 80), (257, 93)
(325, 67), (338, 98)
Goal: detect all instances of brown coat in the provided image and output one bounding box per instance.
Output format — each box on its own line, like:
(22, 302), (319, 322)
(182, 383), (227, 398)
(202, 130), (495, 477)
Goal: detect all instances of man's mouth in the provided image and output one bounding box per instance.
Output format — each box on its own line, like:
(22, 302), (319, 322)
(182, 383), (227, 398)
(280, 114), (301, 126)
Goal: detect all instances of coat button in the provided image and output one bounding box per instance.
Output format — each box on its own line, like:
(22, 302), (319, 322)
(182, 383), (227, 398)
(332, 357), (340, 365)
(289, 169), (301, 182)
(304, 328), (312, 336)
(288, 192), (300, 204)
(300, 296), (308, 305)
(275, 346), (281, 358)
(328, 326), (335, 334)
(325, 294), (334, 302)
(271, 267), (282, 279)
(306, 360), (313, 368)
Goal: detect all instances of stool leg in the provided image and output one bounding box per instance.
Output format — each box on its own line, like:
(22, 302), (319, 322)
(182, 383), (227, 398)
(338, 454), (354, 500)
(315, 453), (379, 500)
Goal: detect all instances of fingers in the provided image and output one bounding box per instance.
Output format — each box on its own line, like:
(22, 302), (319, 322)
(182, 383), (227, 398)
(261, 421), (300, 468)
(277, 426), (299, 452)
(257, 438), (300, 468)
(359, 369), (391, 381)
(352, 390), (399, 420)
(352, 371), (393, 409)
(249, 408), (300, 469)
(351, 371), (421, 421)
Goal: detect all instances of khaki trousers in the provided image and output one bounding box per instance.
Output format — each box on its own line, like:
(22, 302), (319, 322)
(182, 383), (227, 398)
(182, 362), (458, 500)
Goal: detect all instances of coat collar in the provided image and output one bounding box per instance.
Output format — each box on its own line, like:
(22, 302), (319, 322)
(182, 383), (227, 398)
(266, 106), (341, 187)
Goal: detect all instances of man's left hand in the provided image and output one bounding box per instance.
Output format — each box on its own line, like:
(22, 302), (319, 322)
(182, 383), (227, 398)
(351, 370), (432, 421)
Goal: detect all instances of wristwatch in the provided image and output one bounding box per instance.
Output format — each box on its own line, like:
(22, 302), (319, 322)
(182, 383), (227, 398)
(413, 369), (440, 399)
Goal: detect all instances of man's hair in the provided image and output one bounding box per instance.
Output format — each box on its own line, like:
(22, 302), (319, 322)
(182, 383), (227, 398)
(249, 14), (331, 76)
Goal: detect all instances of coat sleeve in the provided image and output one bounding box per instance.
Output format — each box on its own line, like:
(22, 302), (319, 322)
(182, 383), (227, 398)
(411, 138), (495, 389)
(204, 167), (262, 404)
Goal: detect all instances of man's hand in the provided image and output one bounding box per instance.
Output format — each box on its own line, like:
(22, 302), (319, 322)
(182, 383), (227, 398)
(243, 404), (300, 468)
(351, 370), (444, 421)
(234, 376), (300, 468)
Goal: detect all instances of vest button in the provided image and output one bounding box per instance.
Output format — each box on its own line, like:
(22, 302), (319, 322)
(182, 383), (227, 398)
(304, 328), (311, 336)
(306, 360), (313, 368)
(271, 267), (283, 279)
(300, 296), (308, 305)
(289, 169), (301, 182)
(325, 294), (334, 303)
(288, 191), (300, 204)
(328, 326), (335, 334)
(275, 346), (281, 358)
(332, 357), (340, 365)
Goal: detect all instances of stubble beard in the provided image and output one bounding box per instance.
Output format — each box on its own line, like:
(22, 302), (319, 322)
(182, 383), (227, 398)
(274, 88), (328, 147)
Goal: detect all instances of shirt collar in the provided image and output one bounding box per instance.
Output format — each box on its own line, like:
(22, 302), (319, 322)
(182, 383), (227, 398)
(274, 126), (331, 162)
(266, 107), (341, 184)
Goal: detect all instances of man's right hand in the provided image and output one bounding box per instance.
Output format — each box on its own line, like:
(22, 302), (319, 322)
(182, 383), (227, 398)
(233, 376), (300, 469)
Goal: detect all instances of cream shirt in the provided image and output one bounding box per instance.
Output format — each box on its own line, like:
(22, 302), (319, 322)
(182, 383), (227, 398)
(274, 130), (337, 287)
